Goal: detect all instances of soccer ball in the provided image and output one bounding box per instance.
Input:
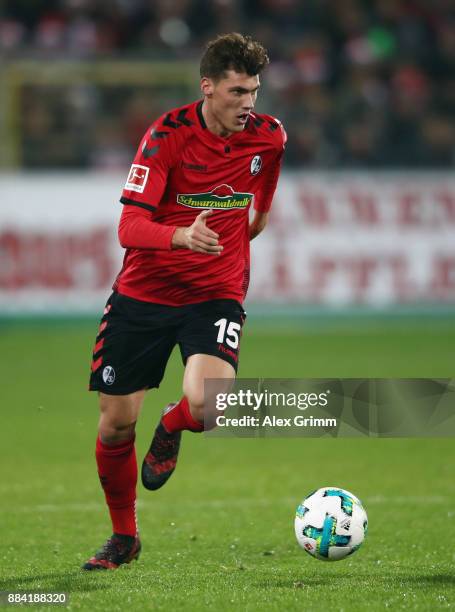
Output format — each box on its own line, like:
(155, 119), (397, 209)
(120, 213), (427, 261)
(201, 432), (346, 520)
(294, 487), (368, 561)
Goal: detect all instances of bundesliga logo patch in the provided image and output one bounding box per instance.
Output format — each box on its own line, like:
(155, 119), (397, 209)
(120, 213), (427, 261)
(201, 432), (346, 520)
(125, 164), (149, 193)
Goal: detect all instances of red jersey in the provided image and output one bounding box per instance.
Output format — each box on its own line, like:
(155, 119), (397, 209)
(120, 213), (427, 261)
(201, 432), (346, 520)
(114, 99), (286, 306)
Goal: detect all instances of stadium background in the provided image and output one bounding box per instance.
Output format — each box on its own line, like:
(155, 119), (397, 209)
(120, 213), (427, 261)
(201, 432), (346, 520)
(1, 1), (454, 610)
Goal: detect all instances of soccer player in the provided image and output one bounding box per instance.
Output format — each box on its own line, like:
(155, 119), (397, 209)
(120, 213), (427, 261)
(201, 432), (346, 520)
(83, 32), (286, 570)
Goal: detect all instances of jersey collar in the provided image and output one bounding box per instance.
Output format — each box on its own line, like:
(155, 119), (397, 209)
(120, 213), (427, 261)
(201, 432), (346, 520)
(194, 99), (251, 145)
(196, 99), (207, 129)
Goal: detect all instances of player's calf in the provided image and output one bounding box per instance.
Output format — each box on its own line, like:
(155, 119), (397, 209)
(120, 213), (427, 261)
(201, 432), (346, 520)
(141, 398), (203, 491)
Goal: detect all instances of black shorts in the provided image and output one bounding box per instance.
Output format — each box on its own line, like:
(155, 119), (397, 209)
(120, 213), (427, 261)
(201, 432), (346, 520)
(89, 292), (246, 395)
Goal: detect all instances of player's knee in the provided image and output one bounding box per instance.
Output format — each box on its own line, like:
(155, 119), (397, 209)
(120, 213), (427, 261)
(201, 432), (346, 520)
(98, 416), (137, 444)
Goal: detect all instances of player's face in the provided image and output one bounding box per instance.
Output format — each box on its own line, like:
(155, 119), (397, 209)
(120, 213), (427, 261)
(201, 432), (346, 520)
(201, 71), (260, 137)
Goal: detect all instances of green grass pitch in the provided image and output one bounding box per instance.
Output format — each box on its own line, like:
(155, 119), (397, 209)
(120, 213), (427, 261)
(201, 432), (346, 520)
(1, 316), (454, 611)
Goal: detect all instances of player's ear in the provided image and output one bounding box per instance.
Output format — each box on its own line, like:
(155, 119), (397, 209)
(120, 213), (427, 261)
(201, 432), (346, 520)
(201, 77), (214, 98)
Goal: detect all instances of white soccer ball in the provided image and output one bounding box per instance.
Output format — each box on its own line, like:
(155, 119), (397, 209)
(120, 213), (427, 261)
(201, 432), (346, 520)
(294, 487), (368, 561)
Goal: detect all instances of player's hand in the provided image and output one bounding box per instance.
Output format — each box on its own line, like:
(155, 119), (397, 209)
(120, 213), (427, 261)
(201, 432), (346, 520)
(172, 209), (223, 255)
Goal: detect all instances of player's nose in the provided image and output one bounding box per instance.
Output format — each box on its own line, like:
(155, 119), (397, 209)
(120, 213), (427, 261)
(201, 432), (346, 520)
(242, 94), (255, 109)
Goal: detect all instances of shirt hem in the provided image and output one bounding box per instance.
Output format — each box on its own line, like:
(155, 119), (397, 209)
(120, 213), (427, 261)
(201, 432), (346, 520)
(114, 285), (244, 307)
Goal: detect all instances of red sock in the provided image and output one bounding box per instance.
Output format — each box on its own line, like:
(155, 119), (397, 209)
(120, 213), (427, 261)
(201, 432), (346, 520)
(96, 435), (138, 537)
(161, 396), (204, 433)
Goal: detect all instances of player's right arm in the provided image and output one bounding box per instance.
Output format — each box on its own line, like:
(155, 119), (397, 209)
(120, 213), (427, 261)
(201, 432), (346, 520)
(118, 121), (221, 254)
(118, 206), (222, 254)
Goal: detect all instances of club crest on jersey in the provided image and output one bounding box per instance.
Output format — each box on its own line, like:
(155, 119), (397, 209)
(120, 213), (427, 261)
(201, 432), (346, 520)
(177, 184), (253, 209)
(125, 164), (149, 193)
(102, 366), (115, 385)
(250, 155), (262, 175)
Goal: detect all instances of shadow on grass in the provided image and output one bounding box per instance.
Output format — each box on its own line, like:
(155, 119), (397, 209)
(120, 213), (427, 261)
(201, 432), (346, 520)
(0, 571), (112, 593)
(255, 571), (455, 591)
(403, 573), (455, 588)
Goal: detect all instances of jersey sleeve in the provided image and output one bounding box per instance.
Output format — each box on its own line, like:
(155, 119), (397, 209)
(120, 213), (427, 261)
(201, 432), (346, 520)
(254, 122), (286, 213)
(118, 205), (176, 250)
(120, 120), (177, 211)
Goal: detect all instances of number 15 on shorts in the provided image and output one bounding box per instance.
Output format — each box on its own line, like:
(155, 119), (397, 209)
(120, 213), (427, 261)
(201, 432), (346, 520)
(214, 318), (241, 349)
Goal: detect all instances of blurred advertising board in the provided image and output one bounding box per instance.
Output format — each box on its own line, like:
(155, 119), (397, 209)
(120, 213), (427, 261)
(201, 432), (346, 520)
(1, 172), (454, 314)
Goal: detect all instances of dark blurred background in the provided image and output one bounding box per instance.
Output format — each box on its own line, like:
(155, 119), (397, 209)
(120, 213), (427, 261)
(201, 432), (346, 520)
(1, 0), (454, 169)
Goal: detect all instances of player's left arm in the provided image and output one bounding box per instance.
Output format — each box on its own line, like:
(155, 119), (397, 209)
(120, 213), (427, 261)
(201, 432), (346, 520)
(249, 210), (269, 240)
(250, 121), (286, 240)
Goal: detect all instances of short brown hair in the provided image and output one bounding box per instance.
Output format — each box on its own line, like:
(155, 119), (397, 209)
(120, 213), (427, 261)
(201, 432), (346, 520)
(200, 33), (269, 80)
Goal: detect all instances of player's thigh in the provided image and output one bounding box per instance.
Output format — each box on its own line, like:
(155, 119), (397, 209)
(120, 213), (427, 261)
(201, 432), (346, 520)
(182, 353), (236, 411)
(89, 292), (178, 396)
(178, 299), (247, 376)
(178, 299), (246, 418)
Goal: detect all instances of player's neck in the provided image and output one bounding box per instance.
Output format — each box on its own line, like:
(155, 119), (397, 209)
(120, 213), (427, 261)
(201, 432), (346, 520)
(201, 99), (233, 139)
